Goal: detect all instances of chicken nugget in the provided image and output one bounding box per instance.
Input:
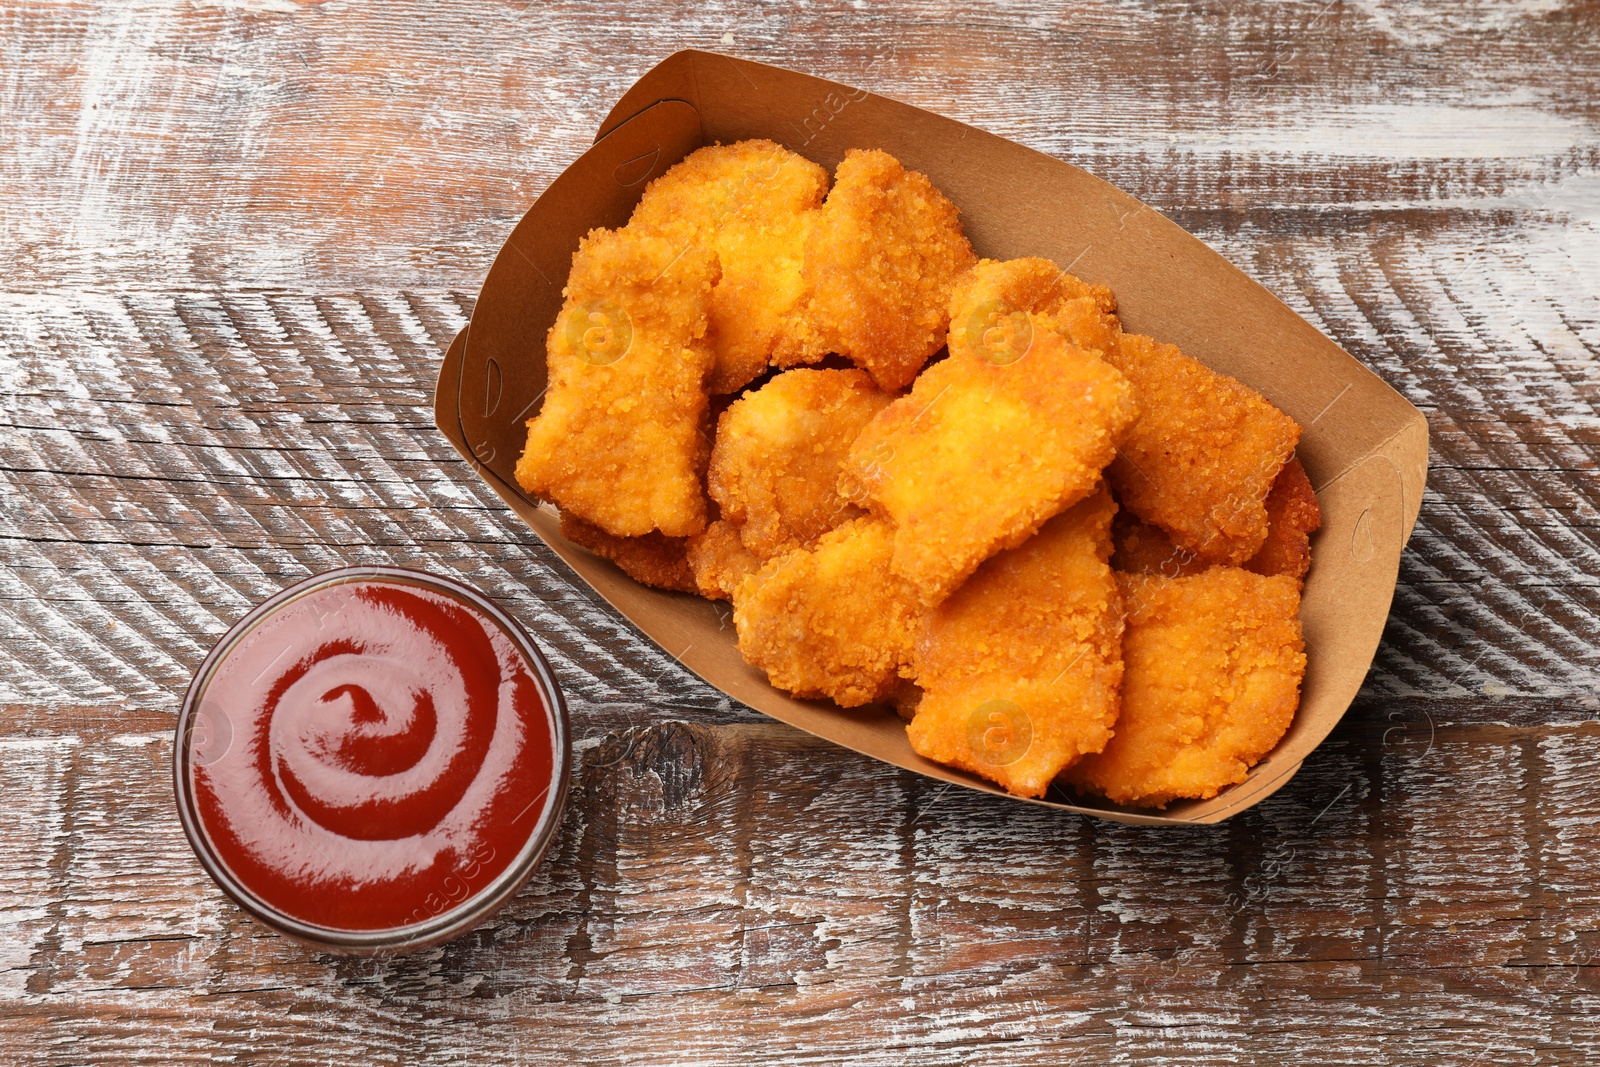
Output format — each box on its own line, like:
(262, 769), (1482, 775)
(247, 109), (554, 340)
(777, 149), (975, 390)
(947, 257), (1117, 365)
(733, 516), (925, 707)
(685, 518), (762, 602)
(1098, 331), (1300, 565)
(1243, 456), (1321, 583)
(845, 328), (1137, 605)
(907, 488), (1124, 798)
(629, 140), (829, 394)
(515, 228), (718, 538)
(708, 367), (894, 559)
(951, 258), (1303, 564)
(1115, 457), (1321, 584)
(1064, 568), (1305, 808)
(559, 512), (697, 594)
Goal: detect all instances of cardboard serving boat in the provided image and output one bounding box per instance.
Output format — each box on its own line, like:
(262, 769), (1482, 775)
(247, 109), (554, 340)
(433, 50), (1428, 826)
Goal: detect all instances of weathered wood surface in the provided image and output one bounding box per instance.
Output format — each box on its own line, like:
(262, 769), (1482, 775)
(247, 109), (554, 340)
(2, 1), (1598, 1063)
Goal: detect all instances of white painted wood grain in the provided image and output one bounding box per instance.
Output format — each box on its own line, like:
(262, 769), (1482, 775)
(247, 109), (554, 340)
(3, 711), (1597, 1063)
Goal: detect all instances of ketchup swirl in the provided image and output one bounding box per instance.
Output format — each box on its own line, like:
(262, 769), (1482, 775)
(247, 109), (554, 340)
(189, 579), (555, 932)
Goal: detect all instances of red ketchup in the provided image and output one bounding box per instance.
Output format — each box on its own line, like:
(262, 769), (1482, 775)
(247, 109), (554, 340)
(180, 573), (562, 938)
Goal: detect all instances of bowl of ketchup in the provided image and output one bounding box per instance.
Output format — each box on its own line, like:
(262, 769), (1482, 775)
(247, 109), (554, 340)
(173, 566), (569, 955)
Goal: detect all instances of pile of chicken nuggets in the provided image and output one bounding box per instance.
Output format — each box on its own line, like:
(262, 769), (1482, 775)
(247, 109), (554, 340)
(516, 140), (1321, 808)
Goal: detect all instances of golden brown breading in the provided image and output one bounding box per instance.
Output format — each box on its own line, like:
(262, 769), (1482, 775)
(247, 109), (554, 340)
(708, 368), (894, 559)
(685, 518), (763, 602)
(627, 140), (830, 394)
(907, 488), (1124, 798)
(515, 228), (718, 538)
(559, 512), (697, 594)
(950, 257), (1302, 565)
(1098, 331), (1300, 565)
(845, 327), (1137, 606)
(1114, 456), (1321, 584)
(947, 257), (1117, 365)
(1064, 568), (1305, 808)
(1243, 456), (1321, 583)
(733, 516), (925, 707)
(776, 149), (975, 390)
(1113, 454), (1324, 588)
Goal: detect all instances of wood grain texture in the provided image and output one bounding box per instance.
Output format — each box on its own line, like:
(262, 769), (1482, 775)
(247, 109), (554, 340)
(2, 0), (1598, 1063)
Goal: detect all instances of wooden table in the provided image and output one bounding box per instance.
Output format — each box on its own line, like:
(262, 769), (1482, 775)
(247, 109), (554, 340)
(4, 2), (1598, 1063)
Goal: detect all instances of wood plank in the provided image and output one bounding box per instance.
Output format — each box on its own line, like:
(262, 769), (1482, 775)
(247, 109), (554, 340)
(2, 2), (1597, 291)
(3, 706), (1598, 1062)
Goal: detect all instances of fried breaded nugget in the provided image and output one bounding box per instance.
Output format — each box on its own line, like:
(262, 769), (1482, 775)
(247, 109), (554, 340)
(1099, 331), (1300, 565)
(907, 488), (1124, 799)
(1243, 456), (1321, 583)
(1064, 568), (1305, 808)
(733, 516), (925, 707)
(685, 518), (762, 601)
(708, 368), (894, 559)
(515, 228), (718, 538)
(845, 327), (1137, 605)
(777, 149), (975, 390)
(1114, 456), (1321, 583)
(628, 140), (829, 394)
(559, 512), (697, 594)
(947, 257), (1117, 364)
(950, 257), (1302, 564)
